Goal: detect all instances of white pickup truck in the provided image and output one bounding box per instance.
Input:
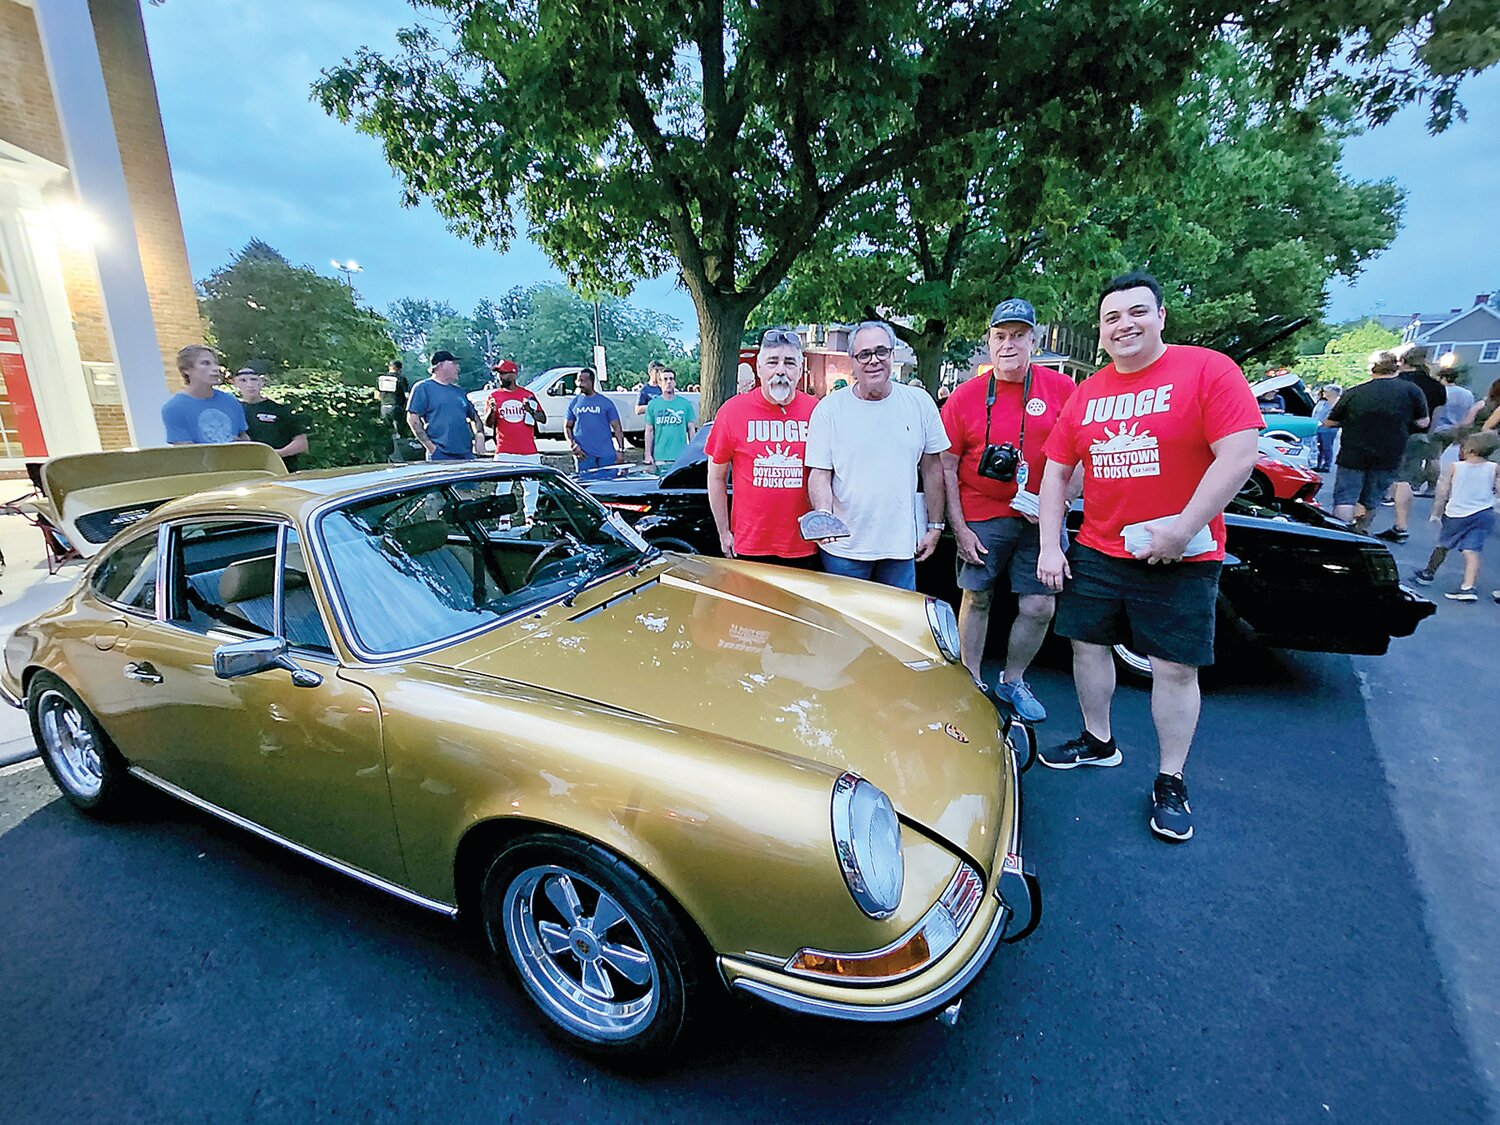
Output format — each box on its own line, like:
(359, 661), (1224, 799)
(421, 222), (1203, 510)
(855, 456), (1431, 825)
(469, 366), (701, 447)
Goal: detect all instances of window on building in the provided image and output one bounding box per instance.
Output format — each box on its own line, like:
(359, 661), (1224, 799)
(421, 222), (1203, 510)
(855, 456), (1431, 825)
(1480, 341), (1500, 363)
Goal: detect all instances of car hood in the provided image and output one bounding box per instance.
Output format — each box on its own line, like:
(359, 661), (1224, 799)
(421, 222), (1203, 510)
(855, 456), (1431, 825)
(445, 557), (1006, 864)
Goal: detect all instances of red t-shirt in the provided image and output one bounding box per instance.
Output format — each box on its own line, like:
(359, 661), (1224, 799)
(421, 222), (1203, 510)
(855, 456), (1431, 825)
(487, 387), (540, 456)
(941, 363), (1077, 521)
(1042, 345), (1261, 562)
(704, 390), (818, 558)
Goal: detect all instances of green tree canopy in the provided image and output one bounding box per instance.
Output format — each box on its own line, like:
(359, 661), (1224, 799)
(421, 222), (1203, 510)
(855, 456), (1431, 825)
(1290, 320), (1402, 387)
(199, 240), (395, 383)
(316, 1), (1491, 415)
(759, 42), (1407, 389)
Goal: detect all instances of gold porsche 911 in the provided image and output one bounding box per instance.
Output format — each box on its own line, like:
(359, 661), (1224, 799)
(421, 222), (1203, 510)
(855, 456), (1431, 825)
(2, 445), (1039, 1061)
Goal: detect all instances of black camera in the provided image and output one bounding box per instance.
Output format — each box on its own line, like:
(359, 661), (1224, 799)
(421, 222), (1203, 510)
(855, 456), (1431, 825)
(977, 442), (1021, 483)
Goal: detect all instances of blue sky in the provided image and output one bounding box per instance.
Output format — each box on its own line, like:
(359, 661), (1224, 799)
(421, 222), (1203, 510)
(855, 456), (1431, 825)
(142, 2), (1499, 341)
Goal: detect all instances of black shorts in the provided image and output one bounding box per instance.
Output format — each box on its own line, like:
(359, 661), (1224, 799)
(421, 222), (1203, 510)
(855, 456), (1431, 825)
(955, 517), (1059, 597)
(1054, 544), (1221, 667)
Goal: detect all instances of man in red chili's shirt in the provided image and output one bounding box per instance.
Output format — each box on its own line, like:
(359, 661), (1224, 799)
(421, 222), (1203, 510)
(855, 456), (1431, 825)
(486, 359), (547, 515)
(1035, 272), (1260, 844)
(705, 328), (818, 568)
(940, 297), (1076, 723)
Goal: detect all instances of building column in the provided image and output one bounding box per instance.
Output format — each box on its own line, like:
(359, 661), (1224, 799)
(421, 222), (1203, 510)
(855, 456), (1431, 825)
(32, 0), (168, 447)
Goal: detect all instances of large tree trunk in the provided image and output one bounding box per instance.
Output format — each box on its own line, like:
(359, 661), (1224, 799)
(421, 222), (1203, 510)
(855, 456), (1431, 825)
(912, 335), (946, 396)
(694, 293), (752, 420)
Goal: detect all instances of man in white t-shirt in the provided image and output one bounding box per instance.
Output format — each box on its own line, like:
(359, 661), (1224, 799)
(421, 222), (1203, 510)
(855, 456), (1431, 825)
(805, 321), (950, 589)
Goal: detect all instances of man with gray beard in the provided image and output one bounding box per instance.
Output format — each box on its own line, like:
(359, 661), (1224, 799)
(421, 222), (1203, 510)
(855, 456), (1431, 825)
(706, 328), (820, 568)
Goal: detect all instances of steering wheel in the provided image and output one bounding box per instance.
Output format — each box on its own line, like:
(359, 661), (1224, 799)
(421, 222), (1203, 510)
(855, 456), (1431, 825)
(523, 538), (575, 586)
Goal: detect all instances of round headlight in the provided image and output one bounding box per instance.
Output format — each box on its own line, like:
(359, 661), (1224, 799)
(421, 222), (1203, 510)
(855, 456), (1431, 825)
(831, 773), (905, 918)
(926, 597), (960, 663)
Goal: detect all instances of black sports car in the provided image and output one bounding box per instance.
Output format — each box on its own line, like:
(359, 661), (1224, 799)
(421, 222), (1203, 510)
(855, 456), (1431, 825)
(580, 425), (1435, 677)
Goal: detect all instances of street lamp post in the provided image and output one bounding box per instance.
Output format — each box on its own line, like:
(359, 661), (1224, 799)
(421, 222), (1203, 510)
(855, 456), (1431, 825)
(330, 258), (363, 290)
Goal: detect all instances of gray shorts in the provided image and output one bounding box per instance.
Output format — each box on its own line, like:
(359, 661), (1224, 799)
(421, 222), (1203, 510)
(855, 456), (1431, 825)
(1332, 466), (1398, 510)
(956, 517), (1058, 598)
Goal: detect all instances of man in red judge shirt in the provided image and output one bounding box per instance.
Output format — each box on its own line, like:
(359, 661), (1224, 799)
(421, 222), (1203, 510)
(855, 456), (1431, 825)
(1035, 272), (1260, 844)
(486, 358), (545, 516)
(940, 297), (1076, 724)
(706, 328), (819, 568)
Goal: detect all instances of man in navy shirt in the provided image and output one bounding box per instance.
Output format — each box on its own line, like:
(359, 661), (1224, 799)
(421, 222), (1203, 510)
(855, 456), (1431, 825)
(162, 345), (249, 445)
(407, 350), (483, 460)
(566, 366), (625, 471)
(635, 360), (667, 415)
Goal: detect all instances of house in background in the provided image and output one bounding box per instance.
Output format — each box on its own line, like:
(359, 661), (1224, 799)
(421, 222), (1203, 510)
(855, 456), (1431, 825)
(1408, 295), (1500, 382)
(0, 0), (199, 469)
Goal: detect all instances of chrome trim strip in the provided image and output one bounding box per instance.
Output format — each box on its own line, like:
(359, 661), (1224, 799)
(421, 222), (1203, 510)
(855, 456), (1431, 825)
(127, 766), (458, 918)
(727, 898), (1009, 1023)
(781, 862), (983, 986)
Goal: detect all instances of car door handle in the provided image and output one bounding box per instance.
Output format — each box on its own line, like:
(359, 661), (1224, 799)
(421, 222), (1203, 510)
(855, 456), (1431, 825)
(123, 662), (163, 685)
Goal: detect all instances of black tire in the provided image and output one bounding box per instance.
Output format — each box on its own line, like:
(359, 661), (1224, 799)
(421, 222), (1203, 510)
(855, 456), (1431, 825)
(26, 672), (134, 816)
(1238, 470), (1273, 505)
(1111, 643), (1154, 684)
(480, 833), (704, 1063)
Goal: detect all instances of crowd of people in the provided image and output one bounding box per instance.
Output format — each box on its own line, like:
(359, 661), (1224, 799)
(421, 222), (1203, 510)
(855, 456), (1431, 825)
(162, 271), (1500, 846)
(1320, 344), (1500, 602)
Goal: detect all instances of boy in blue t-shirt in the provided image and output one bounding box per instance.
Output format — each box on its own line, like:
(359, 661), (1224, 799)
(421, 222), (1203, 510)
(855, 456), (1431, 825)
(162, 344), (249, 445)
(566, 367), (625, 471)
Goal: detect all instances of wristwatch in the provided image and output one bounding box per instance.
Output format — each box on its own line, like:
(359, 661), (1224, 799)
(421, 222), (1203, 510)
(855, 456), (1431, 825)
(926, 521), (946, 531)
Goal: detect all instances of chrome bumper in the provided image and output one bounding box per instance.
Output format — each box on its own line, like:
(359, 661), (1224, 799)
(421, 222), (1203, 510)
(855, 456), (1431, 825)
(728, 738), (1041, 1023)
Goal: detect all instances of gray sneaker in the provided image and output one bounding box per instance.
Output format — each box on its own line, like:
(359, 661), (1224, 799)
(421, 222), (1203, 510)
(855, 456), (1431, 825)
(993, 677), (1047, 723)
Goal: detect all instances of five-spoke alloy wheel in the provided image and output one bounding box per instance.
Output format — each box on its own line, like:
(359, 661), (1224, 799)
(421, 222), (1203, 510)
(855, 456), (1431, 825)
(481, 834), (701, 1061)
(26, 673), (130, 814)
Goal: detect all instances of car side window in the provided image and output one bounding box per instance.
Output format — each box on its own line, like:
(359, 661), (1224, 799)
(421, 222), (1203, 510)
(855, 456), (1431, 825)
(167, 520), (283, 637)
(550, 373), (576, 396)
(282, 530), (333, 655)
(90, 532), (159, 615)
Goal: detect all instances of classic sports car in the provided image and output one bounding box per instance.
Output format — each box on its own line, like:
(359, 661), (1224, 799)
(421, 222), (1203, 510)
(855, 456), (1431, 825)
(582, 425), (1435, 679)
(2, 445), (1039, 1061)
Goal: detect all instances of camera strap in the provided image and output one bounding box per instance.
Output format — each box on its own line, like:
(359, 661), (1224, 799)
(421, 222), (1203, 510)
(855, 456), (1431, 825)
(984, 364), (1036, 455)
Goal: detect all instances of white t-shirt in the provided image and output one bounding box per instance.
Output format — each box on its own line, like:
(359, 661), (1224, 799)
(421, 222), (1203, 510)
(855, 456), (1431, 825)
(805, 383), (950, 560)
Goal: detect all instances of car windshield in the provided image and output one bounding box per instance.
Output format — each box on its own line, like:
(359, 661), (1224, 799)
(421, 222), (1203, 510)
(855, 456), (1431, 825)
(316, 470), (649, 655)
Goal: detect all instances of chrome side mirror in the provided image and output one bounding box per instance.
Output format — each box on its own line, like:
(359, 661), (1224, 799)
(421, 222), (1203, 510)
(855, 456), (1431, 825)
(213, 636), (322, 688)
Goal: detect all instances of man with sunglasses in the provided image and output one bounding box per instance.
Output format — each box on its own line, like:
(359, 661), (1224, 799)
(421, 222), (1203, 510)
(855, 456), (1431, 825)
(939, 299), (1077, 722)
(706, 328), (819, 567)
(805, 321), (950, 589)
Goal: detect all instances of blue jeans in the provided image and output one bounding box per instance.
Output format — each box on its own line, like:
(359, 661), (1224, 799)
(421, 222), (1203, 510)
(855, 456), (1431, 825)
(427, 449), (474, 461)
(1315, 428), (1336, 470)
(819, 550), (917, 590)
(577, 452), (618, 471)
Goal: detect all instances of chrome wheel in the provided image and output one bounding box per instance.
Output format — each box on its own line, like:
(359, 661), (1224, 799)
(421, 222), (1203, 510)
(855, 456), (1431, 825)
(1112, 643), (1154, 681)
(1007, 718), (1036, 774)
(502, 865), (660, 1043)
(36, 689), (104, 799)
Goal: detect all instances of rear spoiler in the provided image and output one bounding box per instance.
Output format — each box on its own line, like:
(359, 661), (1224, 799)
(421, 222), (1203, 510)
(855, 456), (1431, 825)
(38, 443), (287, 557)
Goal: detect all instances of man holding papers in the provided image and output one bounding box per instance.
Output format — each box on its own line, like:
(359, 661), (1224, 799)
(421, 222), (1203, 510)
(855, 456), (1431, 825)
(1034, 272), (1260, 843)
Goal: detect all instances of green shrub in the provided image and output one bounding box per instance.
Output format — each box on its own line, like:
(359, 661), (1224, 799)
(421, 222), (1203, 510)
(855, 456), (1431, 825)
(274, 382), (392, 470)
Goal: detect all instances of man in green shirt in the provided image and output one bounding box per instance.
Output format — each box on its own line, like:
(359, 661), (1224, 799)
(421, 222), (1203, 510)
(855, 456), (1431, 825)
(644, 369), (698, 473)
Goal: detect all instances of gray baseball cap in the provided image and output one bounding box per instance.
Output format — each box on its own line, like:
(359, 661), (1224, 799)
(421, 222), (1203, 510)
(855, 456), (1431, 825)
(989, 298), (1038, 328)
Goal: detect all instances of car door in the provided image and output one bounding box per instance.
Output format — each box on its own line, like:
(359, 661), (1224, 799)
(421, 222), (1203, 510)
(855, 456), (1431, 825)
(116, 517), (405, 885)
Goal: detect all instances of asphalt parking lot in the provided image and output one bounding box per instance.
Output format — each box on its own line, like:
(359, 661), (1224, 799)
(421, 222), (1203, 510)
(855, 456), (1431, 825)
(1, 487), (1496, 1123)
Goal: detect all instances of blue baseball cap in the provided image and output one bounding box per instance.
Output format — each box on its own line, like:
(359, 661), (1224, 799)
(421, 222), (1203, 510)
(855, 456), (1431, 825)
(989, 298), (1038, 328)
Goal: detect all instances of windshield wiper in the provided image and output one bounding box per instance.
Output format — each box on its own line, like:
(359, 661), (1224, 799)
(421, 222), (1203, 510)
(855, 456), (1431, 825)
(562, 548), (626, 607)
(628, 545), (663, 576)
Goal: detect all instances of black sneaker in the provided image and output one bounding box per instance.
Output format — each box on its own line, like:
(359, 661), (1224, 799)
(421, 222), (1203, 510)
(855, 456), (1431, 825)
(1375, 527), (1409, 543)
(1039, 730), (1121, 770)
(1412, 568), (1436, 586)
(1445, 587), (1479, 602)
(1150, 773), (1194, 842)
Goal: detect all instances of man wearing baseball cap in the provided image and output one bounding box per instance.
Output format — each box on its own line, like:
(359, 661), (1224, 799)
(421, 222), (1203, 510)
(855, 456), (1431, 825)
(487, 359), (546, 513)
(939, 298), (1077, 721)
(406, 350), (484, 460)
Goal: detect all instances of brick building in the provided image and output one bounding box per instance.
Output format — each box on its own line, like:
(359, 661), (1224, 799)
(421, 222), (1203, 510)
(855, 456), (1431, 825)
(0, 0), (198, 468)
